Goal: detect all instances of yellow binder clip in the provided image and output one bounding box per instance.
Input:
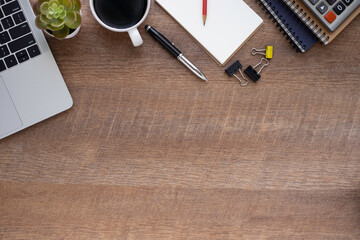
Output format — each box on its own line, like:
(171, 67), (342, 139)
(251, 46), (273, 59)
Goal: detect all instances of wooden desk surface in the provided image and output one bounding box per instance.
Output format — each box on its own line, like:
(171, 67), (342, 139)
(1, 0), (360, 239)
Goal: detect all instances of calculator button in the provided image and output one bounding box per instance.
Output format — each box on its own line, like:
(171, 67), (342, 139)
(342, 0), (352, 6)
(333, 2), (346, 15)
(326, 0), (336, 5)
(309, 0), (319, 4)
(316, 2), (328, 14)
(325, 10), (336, 23)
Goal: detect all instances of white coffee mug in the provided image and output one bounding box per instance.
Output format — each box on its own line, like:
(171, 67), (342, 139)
(89, 0), (151, 47)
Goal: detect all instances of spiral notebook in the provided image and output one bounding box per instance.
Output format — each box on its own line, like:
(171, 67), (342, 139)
(155, 0), (263, 66)
(258, 0), (318, 52)
(281, 0), (360, 44)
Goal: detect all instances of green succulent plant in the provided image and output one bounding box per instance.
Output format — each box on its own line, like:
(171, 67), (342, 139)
(34, 0), (82, 39)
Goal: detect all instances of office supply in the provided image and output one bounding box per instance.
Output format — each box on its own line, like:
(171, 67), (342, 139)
(299, 0), (359, 32)
(282, 0), (360, 44)
(244, 58), (269, 82)
(225, 60), (249, 87)
(203, 0), (207, 25)
(0, 0), (72, 139)
(145, 25), (207, 82)
(251, 46), (273, 59)
(90, 0), (151, 47)
(258, 0), (319, 52)
(155, 0), (263, 66)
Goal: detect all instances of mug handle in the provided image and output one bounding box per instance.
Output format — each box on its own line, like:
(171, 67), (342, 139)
(128, 28), (143, 47)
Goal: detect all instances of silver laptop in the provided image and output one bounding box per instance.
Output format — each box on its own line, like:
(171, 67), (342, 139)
(0, 0), (72, 139)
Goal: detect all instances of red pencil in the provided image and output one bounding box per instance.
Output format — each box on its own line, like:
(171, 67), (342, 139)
(203, 0), (207, 25)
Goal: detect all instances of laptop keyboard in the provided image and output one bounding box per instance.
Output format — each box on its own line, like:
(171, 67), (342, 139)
(0, 0), (40, 72)
(302, 0), (360, 32)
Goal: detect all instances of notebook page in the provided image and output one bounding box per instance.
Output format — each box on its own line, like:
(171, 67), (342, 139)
(155, 0), (263, 65)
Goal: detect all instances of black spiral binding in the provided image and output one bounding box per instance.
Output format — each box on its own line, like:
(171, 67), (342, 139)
(257, 0), (306, 52)
(282, 0), (329, 44)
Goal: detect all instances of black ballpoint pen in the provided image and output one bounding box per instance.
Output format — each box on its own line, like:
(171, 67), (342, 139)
(145, 25), (207, 82)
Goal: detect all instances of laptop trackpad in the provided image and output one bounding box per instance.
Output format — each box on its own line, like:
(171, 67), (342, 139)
(0, 77), (23, 137)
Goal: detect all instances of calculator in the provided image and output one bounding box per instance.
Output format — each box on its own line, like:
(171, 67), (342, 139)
(301, 0), (359, 32)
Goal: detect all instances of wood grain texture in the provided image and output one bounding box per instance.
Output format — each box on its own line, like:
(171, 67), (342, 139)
(0, 0), (359, 239)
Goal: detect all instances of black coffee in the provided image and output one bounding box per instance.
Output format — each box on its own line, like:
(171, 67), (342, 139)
(94, 0), (147, 29)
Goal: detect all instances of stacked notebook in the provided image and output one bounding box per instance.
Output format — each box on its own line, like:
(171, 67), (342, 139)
(257, 0), (360, 52)
(258, 0), (318, 52)
(282, 0), (360, 44)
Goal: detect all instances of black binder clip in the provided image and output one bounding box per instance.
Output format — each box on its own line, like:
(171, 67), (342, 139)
(244, 58), (269, 83)
(225, 60), (249, 87)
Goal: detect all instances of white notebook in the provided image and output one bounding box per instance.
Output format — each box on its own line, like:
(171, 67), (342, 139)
(155, 0), (263, 66)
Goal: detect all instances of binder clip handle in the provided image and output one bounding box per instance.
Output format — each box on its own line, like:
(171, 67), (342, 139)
(253, 58), (269, 74)
(251, 46), (273, 59)
(233, 70), (249, 87)
(251, 48), (266, 56)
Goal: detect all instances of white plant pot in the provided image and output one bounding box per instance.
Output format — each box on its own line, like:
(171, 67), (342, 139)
(66, 26), (81, 39)
(43, 10), (82, 40)
(44, 25), (81, 39)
